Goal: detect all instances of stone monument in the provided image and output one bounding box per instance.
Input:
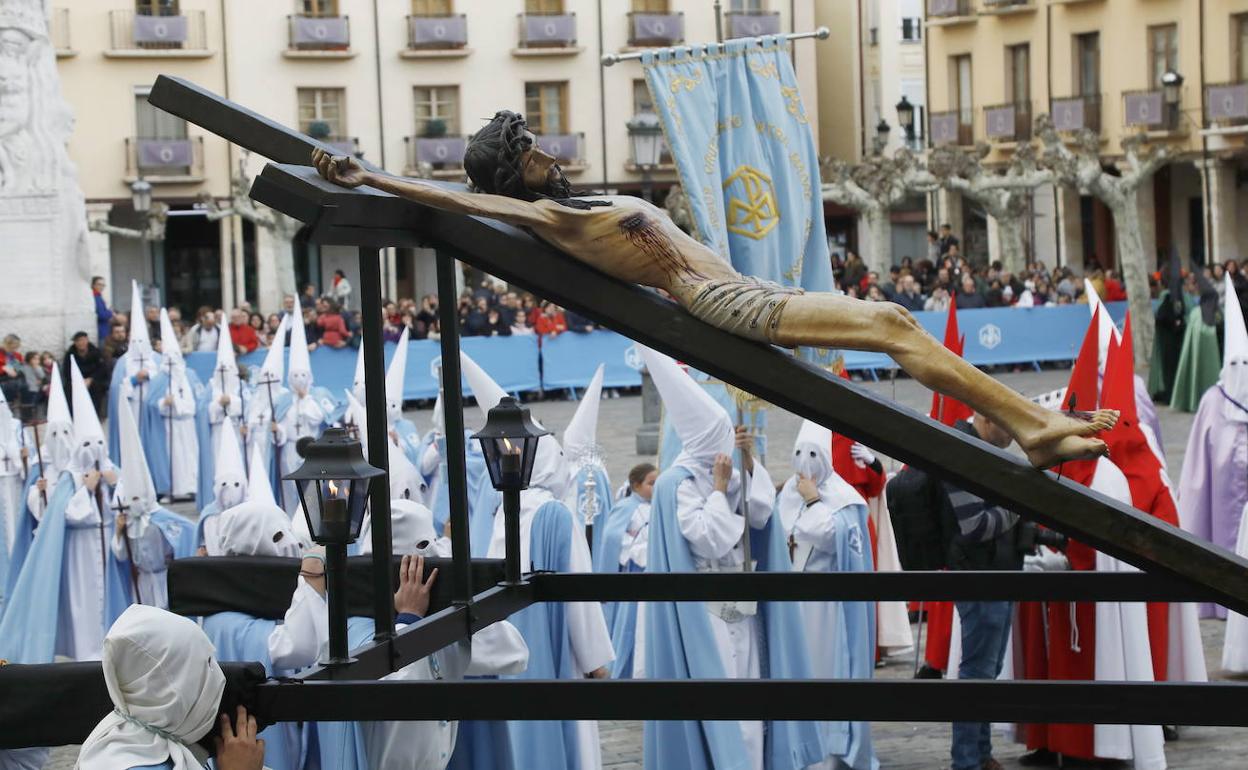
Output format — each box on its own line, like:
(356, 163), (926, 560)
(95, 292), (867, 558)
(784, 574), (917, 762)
(0, 0), (93, 349)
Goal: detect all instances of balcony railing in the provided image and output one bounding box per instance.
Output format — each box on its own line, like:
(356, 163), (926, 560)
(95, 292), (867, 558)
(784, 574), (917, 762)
(51, 8), (73, 55)
(126, 136), (204, 180)
(1205, 81), (1248, 127)
(405, 135), (467, 176)
(725, 11), (781, 39)
(930, 109), (974, 146)
(928, 0), (974, 18)
(517, 12), (577, 48)
(536, 133), (585, 165)
(322, 136), (361, 157)
(627, 11), (684, 47)
(1121, 89), (1174, 130)
(980, 0), (1032, 10)
(108, 9), (208, 52)
(407, 14), (467, 50)
(1050, 94), (1102, 134)
(983, 102), (1032, 141)
(288, 14), (351, 51)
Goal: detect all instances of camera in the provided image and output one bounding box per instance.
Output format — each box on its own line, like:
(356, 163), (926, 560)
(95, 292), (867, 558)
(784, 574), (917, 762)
(1014, 520), (1068, 555)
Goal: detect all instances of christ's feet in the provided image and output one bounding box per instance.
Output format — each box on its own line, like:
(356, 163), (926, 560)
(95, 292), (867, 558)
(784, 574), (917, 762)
(1019, 409), (1118, 468)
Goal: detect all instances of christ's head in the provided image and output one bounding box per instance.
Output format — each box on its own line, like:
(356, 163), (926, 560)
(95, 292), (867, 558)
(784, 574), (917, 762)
(464, 111), (571, 201)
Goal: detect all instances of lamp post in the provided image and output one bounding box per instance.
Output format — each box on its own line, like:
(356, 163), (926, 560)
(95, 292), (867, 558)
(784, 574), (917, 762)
(627, 112), (665, 202)
(472, 396), (549, 585)
(1161, 69), (1184, 131)
(285, 427), (384, 666)
(874, 119), (891, 155)
(896, 96), (916, 148)
(131, 177), (156, 280)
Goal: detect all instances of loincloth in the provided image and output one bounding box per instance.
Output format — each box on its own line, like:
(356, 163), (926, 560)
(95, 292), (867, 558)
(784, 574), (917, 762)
(686, 276), (804, 342)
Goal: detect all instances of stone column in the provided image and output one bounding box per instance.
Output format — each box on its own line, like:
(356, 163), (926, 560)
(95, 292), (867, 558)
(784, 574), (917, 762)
(1201, 157), (1236, 265)
(218, 215), (235, 311)
(1056, 186), (1084, 274)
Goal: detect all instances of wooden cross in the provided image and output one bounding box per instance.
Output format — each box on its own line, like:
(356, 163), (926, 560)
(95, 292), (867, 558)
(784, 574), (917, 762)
(110, 497), (143, 604)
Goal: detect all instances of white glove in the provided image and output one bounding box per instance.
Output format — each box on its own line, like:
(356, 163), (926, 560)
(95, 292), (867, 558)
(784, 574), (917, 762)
(850, 442), (876, 467)
(1038, 548), (1070, 572)
(1022, 554), (1045, 572)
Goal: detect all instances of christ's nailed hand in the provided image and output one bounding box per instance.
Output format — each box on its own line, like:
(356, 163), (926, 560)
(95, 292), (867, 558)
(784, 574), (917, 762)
(312, 148), (368, 189)
(214, 706), (265, 770)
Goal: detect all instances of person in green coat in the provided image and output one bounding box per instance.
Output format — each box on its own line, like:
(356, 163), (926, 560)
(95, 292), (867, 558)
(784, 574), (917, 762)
(1168, 270), (1222, 412)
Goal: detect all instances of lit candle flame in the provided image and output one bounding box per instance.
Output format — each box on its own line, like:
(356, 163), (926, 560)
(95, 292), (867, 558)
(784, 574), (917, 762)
(502, 437), (516, 453)
(328, 480), (339, 497)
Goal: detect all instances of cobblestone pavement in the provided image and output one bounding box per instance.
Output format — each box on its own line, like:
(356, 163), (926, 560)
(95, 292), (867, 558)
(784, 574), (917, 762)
(43, 368), (1246, 768)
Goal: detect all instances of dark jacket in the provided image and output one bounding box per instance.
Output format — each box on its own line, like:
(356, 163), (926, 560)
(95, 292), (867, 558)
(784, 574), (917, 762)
(64, 344), (108, 396)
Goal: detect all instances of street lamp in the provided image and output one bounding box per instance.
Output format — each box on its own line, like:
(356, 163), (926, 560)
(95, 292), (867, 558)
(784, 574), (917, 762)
(896, 96), (916, 145)
(1161, 69), (1185, 130)
(874, 119), (891, 155)
(472, 396), (549, 585)
(627, 112), (664, 202)
(131, 178), (153, 220)
(285, 427), (385, 665)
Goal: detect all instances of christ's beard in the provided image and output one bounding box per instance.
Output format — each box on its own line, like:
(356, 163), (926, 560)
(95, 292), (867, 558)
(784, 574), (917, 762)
(544, 166), (573, 199)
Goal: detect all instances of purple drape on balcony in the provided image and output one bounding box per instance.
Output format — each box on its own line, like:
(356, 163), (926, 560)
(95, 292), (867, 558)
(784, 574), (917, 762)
(928, 0), (960, 16)
(1123, 92), (1163, 127)
(523, 14), (575, 44)
(133, 14), (188, 43)
(415, 137), (466, 164)
(292, 16), (349, 46)
(632, 13), (683, 42)
(410, 15), (467, 46)
(930, 113), (959, 145)
(727, 13), (780, 38)
(536, 134), (578, 161)
(1051, 98), (1086, 131)
(1207, 84), (1248, 121)
(984, 106), (1016, 138)
(137, 139), (193, 169)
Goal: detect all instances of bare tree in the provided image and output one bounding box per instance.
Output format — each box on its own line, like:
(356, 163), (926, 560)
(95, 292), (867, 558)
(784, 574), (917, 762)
(1036, 115), (1171, 367)
(927, 142), (1055, 274)
(820, 144), (938, 271)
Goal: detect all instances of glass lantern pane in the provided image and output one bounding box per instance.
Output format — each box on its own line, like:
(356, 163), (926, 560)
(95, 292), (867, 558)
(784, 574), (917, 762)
(347, 478), (370, 540)
(521, 436), (541, 488)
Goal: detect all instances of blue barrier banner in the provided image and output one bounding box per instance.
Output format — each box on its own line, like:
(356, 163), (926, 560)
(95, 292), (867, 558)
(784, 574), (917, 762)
(840, 301), (1127, 371)
(187, 334), (542, 403)
(540, 330), (643, 390)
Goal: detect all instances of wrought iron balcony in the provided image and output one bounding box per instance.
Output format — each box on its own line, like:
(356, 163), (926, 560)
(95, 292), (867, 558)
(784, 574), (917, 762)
(407, 14), (467, 50)
(980, 0), (1032, 12)
(288, 14), (351, 52)
(1204, 81), (1248, 128)
(983, 102), (1032, 142)
(405, 135), (467, 178)
(125, 136), (204, 181)
(627, 11), (684, 47)
(1050, 94), (1102, 134)
(108, 9), (208, 54)
(517, 12), (577, 49)
(535, 133), (585, 166)
(928, 0), (974, 18)
(725, 11), (781, 39)
(930, 109), (974, 146)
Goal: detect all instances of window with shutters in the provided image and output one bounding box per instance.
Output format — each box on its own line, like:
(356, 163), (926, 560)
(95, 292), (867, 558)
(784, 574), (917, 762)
(631, 0), (669, 11)
(135, 0), (179, 16)
(1075, 32), (1100, 96)
(525, 0), (563, 13)
(730, 0), (766, 11)
(135, 90), (187, 139)
(297, 88), (345, 138)
(1236, 15), (1248, 82)
(1006, 44), (1030, 105)
(1148, 24), (1178, 88)
(414, 86), (460, 136)
(525, 82), (569, 135)
(412, 0), (452, 14)
(301, 0), (338, 17)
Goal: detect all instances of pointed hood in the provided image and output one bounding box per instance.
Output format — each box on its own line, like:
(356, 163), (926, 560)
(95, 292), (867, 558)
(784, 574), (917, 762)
(158, 308), (184, 368)
(70, 357), (107, 466)
(929, 297), (973, 426)
(45, 360), (71, 428)
(1102, 314), (1149, 453)
(287, 309), (312, 393)
(384, 327), (410, 421)
(246, 441), (278, 509)
(1057, 310), (1103, 486)
(388, 499), (438, 553)
(792, 419), (834, 486)
(429, 390), (445, 437)
(211, 315), (239, 403)
(1221, 273), (1248, 418)
(42, 361), (74, 470)
(639, 345), (732, 468)
(352, 342), (367, 405)
(256, 314), (287, 387)
(461, 351), (508, 423)
(563, 364), (604, 465)
(212, 416), (247, 510)
(388, 432), (423, 502)
(1084, 278), (1119, 372)
(127, 281), (152, 360)
(344, 391), (368, 456)
(116, 396), (158, 516)
(219, 500), (301, 558)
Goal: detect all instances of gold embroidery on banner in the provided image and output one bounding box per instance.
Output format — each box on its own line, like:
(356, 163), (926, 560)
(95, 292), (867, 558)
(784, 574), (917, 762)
(780, 85), (809, 124)
(748, 57), (779, 80)
(723, 166), (780, 241)
(703, 135), (719, 175)
(669, 70), (703, 94)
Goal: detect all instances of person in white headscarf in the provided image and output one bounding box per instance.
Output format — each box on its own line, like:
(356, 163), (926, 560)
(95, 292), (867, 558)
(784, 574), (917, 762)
(150, 309), (199, 502)
(75, 604), (265, 770)
(278, 313), (334, 515)
(776, 419), (877, 770)
(110, 398), (197, 609)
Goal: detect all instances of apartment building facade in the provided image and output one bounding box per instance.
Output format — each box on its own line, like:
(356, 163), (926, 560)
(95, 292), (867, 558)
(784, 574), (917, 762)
(57, 0), (819, 315)
(925, 0), (1248, 271)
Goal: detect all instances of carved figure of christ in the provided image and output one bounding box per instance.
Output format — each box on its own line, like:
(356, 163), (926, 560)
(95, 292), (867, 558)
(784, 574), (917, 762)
(311, 143), (1115, 469)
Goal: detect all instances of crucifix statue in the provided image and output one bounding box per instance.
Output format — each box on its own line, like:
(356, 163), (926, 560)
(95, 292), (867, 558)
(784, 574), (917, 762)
(312, 112), (1116, 468)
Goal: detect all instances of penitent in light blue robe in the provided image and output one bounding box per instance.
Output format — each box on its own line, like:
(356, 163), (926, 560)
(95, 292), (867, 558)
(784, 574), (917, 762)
(594, 493), (641, 669)
(644, 466), (824, 770)
(429, 431), (501, 558)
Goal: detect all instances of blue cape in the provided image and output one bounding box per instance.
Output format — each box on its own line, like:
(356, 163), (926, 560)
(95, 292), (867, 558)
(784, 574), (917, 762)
(644, 466), (823, 770)
(3, 463), (45, 601)
(148, 508), (199, 560)
(193, 386), (219, 507)
(0, 474), (73, 661)
(594, 493), (641, 636)
(314, 616), (373, 770)
(201, 612), (306, 770)
(107, 353), (163, 467)
(608, 563), (643, 679)
(143, 368), (204, 497)
(572, 465), (613, 548)
(504, 501), (581, 770)
(429, 431), (501, 558)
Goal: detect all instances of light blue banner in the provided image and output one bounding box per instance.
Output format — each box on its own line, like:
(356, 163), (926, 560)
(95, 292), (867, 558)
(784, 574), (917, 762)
(642, 36), (832, 293)
(541, 330), (643, 390)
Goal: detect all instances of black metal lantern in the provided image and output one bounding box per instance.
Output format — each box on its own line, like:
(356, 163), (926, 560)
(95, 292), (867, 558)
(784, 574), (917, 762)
(896, 95), (915, 140)
(286, 427), (384, 546)
(1161, 69), (1184, 106)
(471, 397), (549, 584)
(472, 397), (549, 493)
(876, 118), (891, 146)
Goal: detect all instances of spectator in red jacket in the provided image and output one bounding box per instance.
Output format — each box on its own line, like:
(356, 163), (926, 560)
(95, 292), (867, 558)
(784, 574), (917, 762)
(316, 300), (352, 349)
(228, 308), (260, 354)
(1103, 270), (1127, 302)
(533, 303), (567, 337)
